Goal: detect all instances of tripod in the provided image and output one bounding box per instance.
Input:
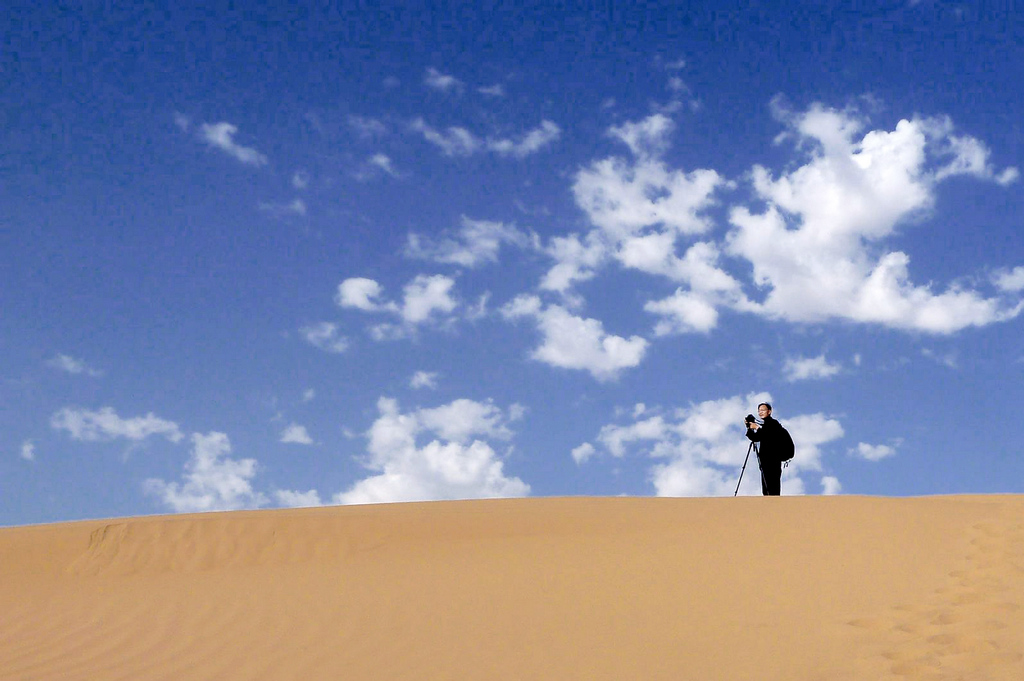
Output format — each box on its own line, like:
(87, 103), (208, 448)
(734, 441), (766, 497)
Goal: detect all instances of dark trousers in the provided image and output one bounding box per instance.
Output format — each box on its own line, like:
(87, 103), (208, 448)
(758, 457), (781, 496)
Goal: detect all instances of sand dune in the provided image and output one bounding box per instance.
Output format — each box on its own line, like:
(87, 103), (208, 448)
(1, 496), (1022, 680)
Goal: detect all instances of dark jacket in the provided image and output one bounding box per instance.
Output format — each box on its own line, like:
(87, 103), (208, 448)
(746, 415), (785, 463)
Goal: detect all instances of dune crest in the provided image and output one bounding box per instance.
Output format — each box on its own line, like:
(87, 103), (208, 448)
(2, 496), (1022, 680)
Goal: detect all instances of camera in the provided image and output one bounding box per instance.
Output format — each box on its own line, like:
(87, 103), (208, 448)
(744, 414), (756, 426)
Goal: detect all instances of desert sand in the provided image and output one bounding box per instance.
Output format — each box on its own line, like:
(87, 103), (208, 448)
(1, 495), (1022, 680)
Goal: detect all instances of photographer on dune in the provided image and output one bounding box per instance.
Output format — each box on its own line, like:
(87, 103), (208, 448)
(743, 402), (787, 496)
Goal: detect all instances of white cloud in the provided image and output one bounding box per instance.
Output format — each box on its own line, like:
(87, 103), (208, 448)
(369, 153), (398, 176)
(337, 275), (461, 338)
(545, 104), (1021, 341)
(334, 397), (529, 505)
(275, 489), (323, 507)
(608, 113), (675, 158)
(280, 423), (314, 445)
(302, 388), (316, 402)
(20, 440), (35, 461)
(424, 67), (463, 92)
(502, 295), (648, 381)
(51, 406), (184, 443)
(299, 322), (349, 354)
(821, 476), (843, 495)
(347, 115), (388, 138)
(416, 399), (513, 444)
(258, 198), (306, 217)
(199, 122), (268, 166)
(336, 278), (390, 311)
(539, 232), (608, 296)
(727, 106), (1022, 334)
(410, 371), (439, 390)
(783, 354), (843, 381)
(406, 216), (531, 268)
(571, 442), (596, 464)
(582, 392), (845, 497)
(487, 120), (561, 158)
(400, 274), (459, 324)
(573, 156), (725, 242)
(478, 84), (506, 97)
(598, 415), (669, 457)
(922, 348), (958, 368)
(144, 432), (267, 513)
(173, 112), (191, 131)
(411, 118), (481, 157)
(851, 442), (897, 461)
(47, 354), (103, 377)
(996, 167), (1020, 186)
(994, 266), (1024, 293)
(291, 170), (310, 189)
(354, 154), (401, 181)
(412, 118), (561, 159)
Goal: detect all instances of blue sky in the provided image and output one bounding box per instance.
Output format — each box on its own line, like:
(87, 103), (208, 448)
(3, 2), (1023, 526)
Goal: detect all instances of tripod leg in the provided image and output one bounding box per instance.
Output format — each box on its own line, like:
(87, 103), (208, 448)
(734, 442), (754, 497)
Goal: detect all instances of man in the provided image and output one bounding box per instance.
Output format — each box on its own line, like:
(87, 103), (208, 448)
(744, 402), (783, 496)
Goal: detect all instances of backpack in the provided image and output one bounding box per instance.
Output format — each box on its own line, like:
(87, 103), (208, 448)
(778, 424), (795, 463)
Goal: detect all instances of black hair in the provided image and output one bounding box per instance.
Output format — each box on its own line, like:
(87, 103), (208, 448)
(757, 402), (772, 411)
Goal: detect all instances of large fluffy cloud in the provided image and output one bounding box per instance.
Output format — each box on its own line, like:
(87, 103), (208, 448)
(542, 106), (1022, 343)
(576, 393), (845, 497)
(726, 105), (1022, 333)
(331, 397), (530, 505)
(144, 432), (267, 512)
(502, 295), (648, 381)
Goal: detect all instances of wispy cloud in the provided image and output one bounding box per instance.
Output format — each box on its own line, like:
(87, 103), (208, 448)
(20, 440), (36, 461)
(258, 198), (307, 217)
(406, 216), (531, 268)
(199, 122), (268, 166)
(354, 154), (401, 181)
(173, 111), (191, 131)
(488, 120), (561, 158)
(411, 119), (561, 159)
(783, 355), (843, 382)
(921, 348), (958, 368)
(47, 354), (103, 377)
(410, 371), (439, 389)
(424, 67), (463, 92)
(51, 406), (184, 443)
(478, 84), (506, 97)
(411, 119), (481, 157)
(347, 115), (388, 138)
(299, 322), (349, 354)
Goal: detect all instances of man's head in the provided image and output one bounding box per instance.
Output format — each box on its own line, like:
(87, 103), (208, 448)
(757, 402), (772, 418)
